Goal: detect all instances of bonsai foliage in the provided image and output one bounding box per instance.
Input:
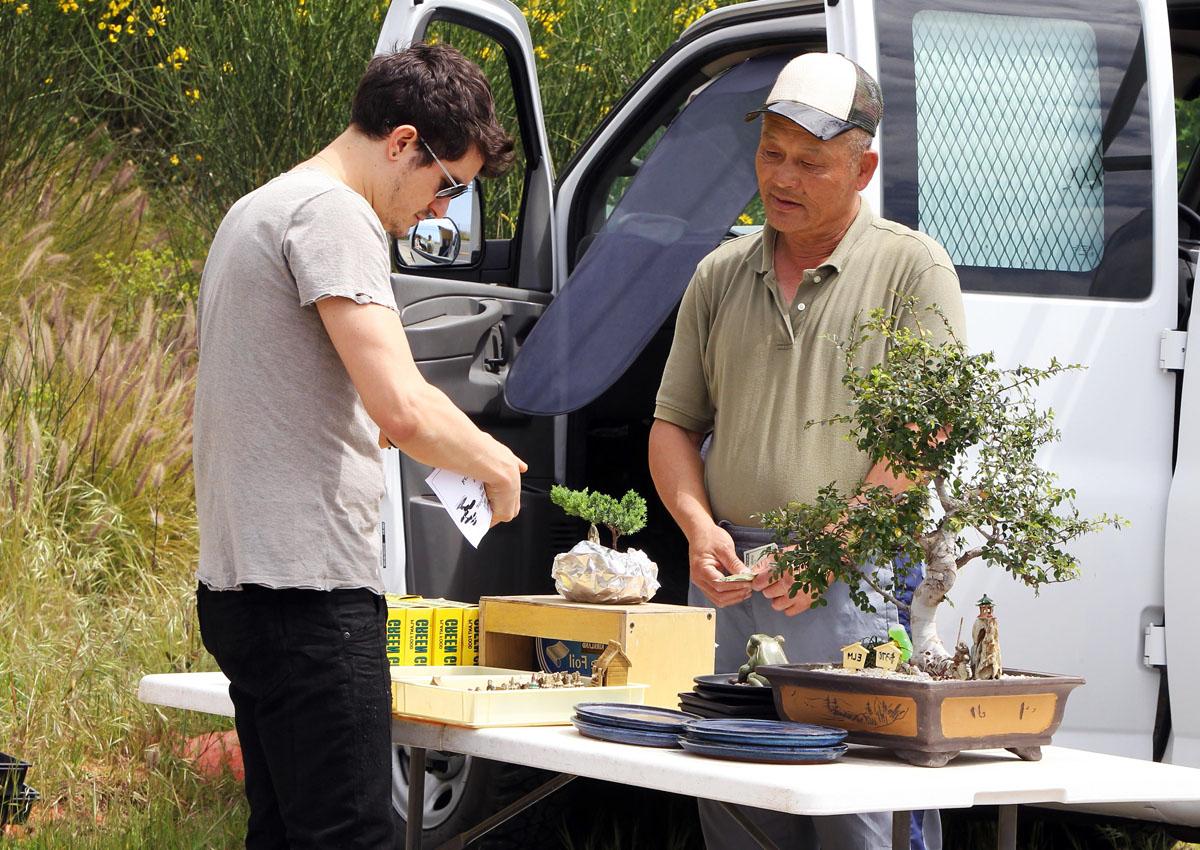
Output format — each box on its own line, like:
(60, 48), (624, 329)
(550, 485), (647, 551)
(758, 303), (1124, 673)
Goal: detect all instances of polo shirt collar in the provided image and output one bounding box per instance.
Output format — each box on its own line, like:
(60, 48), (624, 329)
(751, 197), (877, 277)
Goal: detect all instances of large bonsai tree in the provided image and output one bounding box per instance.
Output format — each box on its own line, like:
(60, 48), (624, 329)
(759, 304), (1123, 674)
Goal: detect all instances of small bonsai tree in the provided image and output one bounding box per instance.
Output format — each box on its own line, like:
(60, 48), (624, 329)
(551, 485), (647, 551)
(758, 303), (1124, 675)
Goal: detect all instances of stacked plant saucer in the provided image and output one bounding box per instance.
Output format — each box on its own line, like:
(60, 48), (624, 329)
(679, 719), (849, 764)
(571, 703), (697, 748)
(677, 673), (780, 720)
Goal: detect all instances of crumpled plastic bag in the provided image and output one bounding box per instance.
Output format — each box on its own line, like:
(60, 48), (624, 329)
(551, 540), (660, 604)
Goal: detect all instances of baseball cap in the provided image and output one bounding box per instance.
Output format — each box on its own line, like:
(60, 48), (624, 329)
(745, 53), (882, 140)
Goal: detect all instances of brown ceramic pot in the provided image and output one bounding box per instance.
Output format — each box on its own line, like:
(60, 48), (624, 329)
(757, 663), (1084, 767)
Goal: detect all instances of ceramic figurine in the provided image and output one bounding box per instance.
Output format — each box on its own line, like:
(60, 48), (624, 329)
(951, 641), (972, 680)
(970, 595), (1002, 680)
(738, 633), (788, 686)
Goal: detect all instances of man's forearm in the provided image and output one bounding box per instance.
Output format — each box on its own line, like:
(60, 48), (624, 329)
(648, 419), (716, 540)
(382, 383), (511, 483)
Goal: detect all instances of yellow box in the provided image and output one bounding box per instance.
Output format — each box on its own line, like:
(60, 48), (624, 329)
(405, 605), (435, 666)
(385, 603), (408, 667)
(433, 607), (464, 666)
(462, 607), (479, 665)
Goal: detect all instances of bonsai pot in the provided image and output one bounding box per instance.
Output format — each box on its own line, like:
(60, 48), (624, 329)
(758, 663), (1084, 767)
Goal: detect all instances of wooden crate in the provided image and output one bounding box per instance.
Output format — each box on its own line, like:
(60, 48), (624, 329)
(479, 595), (716, 709)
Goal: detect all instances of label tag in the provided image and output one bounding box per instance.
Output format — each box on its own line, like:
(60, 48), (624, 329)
(426, 468), (492, 548)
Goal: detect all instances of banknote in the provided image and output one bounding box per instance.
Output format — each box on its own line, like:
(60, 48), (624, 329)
(714, 543), (777, 582)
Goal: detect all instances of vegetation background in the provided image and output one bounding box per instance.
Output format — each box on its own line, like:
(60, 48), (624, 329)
(0, 0), (1199, 847)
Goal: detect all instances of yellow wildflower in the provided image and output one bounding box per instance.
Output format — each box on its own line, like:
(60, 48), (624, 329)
(59, 0), (80, 12)
(575, 63), (593, 73)
(15, 2), (28, 13)
(533, 45), (548, 60)
(185, 87), (200, 102)
(194, 153), (203, 162)
(169, 154), (180, 166)
(168, 45), (189, 70)
(738, 213), (753, 225)
(479, 45), (493, 61)
(221, 61), (233, 74)
(44, 76), (53, 85)
(146, 27), (155, 36)
(150, 4), (167, 27)
(98, 21), (107, 29)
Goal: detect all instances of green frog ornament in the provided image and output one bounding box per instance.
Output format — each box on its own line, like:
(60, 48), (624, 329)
(737, 633), (788, 687)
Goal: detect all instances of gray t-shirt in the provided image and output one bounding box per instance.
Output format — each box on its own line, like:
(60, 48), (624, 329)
(194, 169), (398, 592)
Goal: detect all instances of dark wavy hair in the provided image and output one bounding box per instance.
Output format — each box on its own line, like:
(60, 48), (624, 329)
(351, 43), (515, 178)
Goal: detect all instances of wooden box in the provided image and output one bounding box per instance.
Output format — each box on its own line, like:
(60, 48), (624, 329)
(479, 595), (716, 709)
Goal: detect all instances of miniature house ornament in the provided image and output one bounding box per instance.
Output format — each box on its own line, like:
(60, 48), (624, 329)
(872, 641), (903, 672)
(970, 594), (1002, 680)
(841, 641), (869, 670)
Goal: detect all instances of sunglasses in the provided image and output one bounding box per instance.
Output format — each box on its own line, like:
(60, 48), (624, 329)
(420, 139), (471, 200)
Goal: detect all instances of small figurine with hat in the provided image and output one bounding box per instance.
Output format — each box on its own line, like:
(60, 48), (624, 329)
(970, 594), (1002, 680)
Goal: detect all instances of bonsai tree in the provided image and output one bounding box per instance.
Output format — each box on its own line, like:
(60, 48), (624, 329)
(759, 303), (1124, 675)
(550, 485), (647, 551)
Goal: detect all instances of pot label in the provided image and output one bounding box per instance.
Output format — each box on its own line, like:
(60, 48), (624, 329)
(783, 686), (918, 736)
(940, 694), (1057, 739)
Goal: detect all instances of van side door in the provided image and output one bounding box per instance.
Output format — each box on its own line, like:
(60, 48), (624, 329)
(837, 0), (1174, 760)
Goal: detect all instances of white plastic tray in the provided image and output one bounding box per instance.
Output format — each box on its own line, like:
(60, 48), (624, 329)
(389, 666), (647, 727)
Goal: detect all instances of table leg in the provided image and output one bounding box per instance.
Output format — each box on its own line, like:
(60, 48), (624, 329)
(406, 747), (427, 850)
(716, 801), (783, 850)
(997, 805), (1017, 850)
(892, 810), (911, 849)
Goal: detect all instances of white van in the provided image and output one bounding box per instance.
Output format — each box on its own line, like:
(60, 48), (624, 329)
(375, 0), (1200, 840)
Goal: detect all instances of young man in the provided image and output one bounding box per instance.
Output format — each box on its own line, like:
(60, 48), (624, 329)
(649, 53), (965, 849)
(193, 44), (526, 849)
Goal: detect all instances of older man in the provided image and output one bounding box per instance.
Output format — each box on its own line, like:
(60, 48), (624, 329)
(649, 53), (964, 849)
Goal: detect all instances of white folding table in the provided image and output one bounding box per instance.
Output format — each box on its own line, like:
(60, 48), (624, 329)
(139, 672), (1200, 850)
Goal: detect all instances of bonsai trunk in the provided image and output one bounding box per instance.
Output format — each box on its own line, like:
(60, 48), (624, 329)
(909, 528), (958, 670)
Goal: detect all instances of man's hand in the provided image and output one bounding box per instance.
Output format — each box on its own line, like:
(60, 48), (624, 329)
(751, 560), (819, 617)
(690, 522), (754, 608)
(483, 445), (527, 526)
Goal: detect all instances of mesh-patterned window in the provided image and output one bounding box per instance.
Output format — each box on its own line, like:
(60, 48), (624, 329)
(913, 12), (1103, 271)
(878, 1), (1153, 299)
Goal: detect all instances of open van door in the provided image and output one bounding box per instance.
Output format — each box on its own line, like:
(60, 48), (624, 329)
(372, 3), (565, 840)
(372, 0), (559, 604)
(834, 0), (1180, 769)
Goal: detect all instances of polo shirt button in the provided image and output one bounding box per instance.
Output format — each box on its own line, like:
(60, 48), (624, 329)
(797, 303), (806, 312)
(813, 275), (822, 283)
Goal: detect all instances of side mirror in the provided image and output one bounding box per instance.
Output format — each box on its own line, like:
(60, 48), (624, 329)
(395, 180), (483, 269)
(410, 218), (461, 265)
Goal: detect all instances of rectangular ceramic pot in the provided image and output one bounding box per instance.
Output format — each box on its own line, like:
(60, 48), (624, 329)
(757, 663), (1084, 767)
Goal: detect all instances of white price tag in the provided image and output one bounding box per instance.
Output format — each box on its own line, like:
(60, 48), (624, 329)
(425, 468), (492, 548)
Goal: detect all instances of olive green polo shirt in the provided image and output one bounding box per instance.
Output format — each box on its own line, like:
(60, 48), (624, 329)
(654, 200), (966, 527)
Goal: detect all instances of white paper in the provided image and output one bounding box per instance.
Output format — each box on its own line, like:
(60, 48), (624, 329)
(425, 468), (492, 548)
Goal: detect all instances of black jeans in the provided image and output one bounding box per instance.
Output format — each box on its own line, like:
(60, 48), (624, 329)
(197, 583), (395, 850)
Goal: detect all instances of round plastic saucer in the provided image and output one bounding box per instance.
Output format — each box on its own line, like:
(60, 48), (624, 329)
(573, 703), (697, 733)
(693, 674), (775, 699)
(684, 719), (848, 749)
(679, 738), (847, 764)
(571, 716), (683, 748)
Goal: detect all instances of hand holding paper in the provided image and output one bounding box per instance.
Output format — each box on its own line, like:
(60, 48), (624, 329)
(426, 468), (493, 548)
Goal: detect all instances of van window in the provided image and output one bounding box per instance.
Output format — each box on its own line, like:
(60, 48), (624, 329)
(877, 1), (1153, 299)
(424, 20), (528, 242)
